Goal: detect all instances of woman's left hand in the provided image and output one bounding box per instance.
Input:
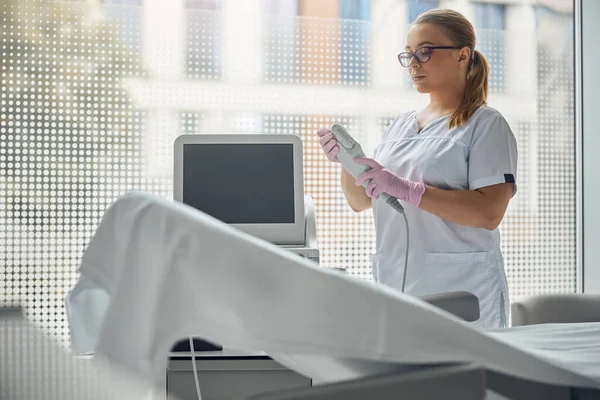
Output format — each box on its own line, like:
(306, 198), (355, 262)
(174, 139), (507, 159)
(354, 157), (426, 207)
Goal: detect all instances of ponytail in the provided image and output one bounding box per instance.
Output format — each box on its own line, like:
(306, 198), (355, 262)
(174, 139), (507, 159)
(449, 49), (489, 129)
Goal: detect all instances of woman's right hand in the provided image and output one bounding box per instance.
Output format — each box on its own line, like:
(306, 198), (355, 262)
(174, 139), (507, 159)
(317, 128), (340, 163)
(318, 128), (372, 211)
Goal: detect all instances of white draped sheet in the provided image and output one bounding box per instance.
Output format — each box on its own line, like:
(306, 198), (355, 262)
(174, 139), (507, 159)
(65, 192), (600, 392)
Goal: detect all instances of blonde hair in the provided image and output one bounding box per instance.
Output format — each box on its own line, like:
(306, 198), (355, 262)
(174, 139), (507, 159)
(415, 9), (488, 129)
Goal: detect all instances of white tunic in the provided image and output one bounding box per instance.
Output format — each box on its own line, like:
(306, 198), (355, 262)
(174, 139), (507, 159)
(371, 105), (518, 329)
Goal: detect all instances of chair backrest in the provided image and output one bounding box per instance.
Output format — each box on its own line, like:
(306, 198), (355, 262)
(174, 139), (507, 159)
(511, 293), (600, 326)
(418, 291), (480, 322)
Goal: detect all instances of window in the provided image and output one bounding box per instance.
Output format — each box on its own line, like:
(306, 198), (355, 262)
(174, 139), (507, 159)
(475, 2), (505, 30)
(408, 0), (438, 23)
(340, 0), (370, 20)
(404, 1), (439, 88)
(474, 2), (506, 91)
(536, 5), (573, 51)
(185, 0), (221, 10)
(340, 0), (370, 85)
(186, 2), (221, 80)
(0, 0), (577, 344)
(104, 0), (141, 4)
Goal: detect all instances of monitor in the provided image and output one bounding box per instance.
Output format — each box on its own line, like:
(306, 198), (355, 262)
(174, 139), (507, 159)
(173, 134), (305, 246)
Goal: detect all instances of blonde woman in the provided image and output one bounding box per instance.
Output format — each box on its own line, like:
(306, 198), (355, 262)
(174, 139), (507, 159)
(318, 9), (517, 329)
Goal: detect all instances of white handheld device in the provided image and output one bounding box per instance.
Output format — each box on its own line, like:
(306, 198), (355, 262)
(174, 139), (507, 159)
(331, 123), (410, 292)
(331, 124), (404, 214)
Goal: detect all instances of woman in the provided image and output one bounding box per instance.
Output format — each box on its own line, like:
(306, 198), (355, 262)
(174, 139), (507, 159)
(317, 9), (517, 329)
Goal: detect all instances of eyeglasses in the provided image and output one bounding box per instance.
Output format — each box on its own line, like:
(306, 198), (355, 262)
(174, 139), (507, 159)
(397, 46), (463, 68)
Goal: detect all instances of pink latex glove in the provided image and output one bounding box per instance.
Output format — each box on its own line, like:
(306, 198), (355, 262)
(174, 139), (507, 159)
(354, 157), (426, 207)
(317, 128), (339, 163)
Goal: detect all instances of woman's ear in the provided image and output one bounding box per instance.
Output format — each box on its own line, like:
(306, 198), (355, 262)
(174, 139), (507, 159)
(458, 47), (471, 66)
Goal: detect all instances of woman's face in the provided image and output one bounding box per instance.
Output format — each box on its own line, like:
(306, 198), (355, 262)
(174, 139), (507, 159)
(404, 23), (470, 93)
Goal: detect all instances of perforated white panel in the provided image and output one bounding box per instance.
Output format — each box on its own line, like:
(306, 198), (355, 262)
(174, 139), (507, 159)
(0, 1), (576, 346)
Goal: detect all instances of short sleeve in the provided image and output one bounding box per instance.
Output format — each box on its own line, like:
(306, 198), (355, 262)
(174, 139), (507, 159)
(468, 114), (518, 196)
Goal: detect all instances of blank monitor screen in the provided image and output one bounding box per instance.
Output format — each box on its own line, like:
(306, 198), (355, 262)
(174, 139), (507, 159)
(183, 143), (295, 224)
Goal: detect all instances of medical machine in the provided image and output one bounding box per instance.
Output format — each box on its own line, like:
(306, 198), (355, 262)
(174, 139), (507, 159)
(173, 134), (319, 263)
(171, 134), (320, 398)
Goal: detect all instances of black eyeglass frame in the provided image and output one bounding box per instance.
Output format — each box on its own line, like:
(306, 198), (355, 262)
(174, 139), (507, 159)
(397, 46), (464, 68)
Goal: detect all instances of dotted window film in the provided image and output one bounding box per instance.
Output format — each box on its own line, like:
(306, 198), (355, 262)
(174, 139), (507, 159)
(264, 14), (301, 84)
(339, 19), (370, 86)
(186, 10), (221, 80)
(0, 1), (147, 345)
(0, 310), (157, 399)
(408, 0), (438, 23)
(265, 16), (370, 86)
(263, 115), (375, 280)
(181, 112), (204, 136)
(475, 3), (506, 91)
(0, 1), (576, 347)
(477, 29), (505, 92)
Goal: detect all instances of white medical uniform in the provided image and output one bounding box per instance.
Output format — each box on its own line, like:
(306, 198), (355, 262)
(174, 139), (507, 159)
(371, 105), (518, 329)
